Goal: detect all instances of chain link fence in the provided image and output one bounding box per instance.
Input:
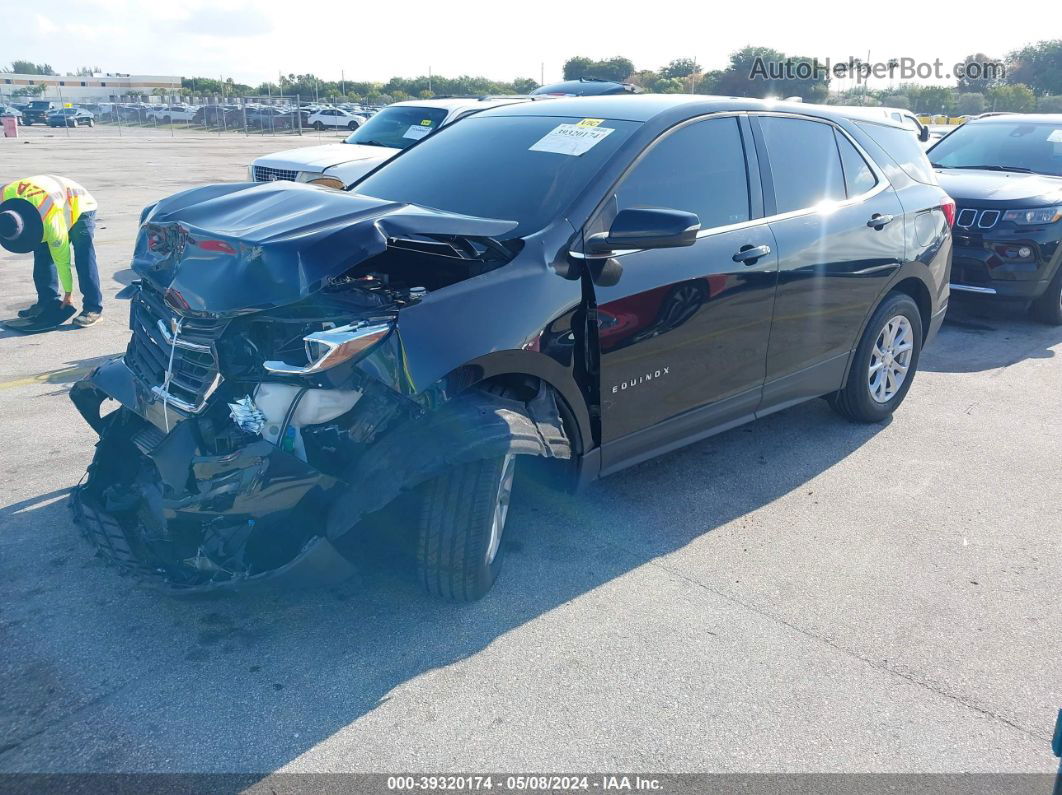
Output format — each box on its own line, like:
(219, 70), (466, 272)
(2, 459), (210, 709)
(78, 94), (378, 139)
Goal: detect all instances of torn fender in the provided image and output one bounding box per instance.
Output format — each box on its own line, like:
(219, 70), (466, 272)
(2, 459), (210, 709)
(326, 385), (570, 539)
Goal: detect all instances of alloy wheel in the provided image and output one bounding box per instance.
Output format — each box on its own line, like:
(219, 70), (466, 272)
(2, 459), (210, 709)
(485, 454), (516, 565)
(868, 314), (913, 403)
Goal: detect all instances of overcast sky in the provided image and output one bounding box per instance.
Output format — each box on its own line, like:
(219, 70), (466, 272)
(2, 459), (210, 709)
(0, 0), (1037, 87)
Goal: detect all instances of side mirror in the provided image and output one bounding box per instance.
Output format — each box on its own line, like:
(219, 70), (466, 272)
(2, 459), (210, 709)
(917, 124), (930, 142)
(587, 208), (700, 255)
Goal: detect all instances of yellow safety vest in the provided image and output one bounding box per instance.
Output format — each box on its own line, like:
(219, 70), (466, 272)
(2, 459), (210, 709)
(1, 175), (98, 294)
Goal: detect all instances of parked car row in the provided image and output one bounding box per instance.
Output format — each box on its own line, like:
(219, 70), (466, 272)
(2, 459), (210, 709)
(73, 95), (972, 602)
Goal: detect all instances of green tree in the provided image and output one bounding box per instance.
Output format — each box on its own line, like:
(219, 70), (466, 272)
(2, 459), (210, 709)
(1037, 95), (1062, 112)
(986, 82), (1036, 112)
(651, 77), (686, 94)
(561, 56), (634, 82)
(911, 85), (956, 114)
(716, 46), (828, 101)
(955, 92), (986, 115)
(957, 53), (1002, 93)
(12, 84), (46, 97)
(5, 61), (54, 75)
(660, 58), (701, 79)
(1006, 40), (1062, 95)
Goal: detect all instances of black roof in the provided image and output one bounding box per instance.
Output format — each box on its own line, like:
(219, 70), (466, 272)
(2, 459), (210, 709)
(480, 94), (908, 127)
(530, 78), (641, 97)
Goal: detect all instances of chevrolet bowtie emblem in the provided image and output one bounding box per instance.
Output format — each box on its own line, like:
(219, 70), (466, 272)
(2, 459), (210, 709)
(170, 317), (180, 337)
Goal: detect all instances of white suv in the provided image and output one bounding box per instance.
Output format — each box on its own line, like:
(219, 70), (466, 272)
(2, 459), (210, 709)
(307, 107), (367, 131)
(249, 96), (540, 189)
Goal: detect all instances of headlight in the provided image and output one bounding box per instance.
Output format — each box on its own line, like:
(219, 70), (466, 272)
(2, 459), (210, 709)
(263, 322), (392, 375)
(295, 171), (326, 184)
(308, 176), (346, 190)
(1001, 206), (1062, 225)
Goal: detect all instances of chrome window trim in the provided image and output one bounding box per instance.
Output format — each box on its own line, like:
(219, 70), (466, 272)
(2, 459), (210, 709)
(749, 111), (892, 219)
(579, 109), (896, 260)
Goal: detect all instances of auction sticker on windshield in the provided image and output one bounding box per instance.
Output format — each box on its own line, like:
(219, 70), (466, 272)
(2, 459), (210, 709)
(530, 122), (615, 156)
(403, 125), (432, 140)
(1047, 129), (1062, 143)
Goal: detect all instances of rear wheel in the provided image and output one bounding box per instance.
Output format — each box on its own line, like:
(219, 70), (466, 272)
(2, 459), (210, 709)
(830, 292), (923, 423)
(347, 120), (358, 130)
(415, 453), (517, 601)
(71, 118), (79, 127)
(313, 121), (325, 131)
(1030, 266), (1062, 326)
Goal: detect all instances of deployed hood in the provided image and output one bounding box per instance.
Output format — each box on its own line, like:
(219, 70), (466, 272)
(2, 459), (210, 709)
(134, 181), (517, 316)
(935, 169), (1062, 205)
(253, 143), (399, 172)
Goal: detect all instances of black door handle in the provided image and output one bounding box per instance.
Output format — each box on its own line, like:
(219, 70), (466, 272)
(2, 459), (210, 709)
(732, 244), (771, 264)
(867, 213), (895, 229)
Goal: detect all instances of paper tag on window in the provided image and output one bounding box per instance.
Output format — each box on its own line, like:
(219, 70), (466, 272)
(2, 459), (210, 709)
(1047, 129), (1062, 143)
(403, 124), (432, 140)
(530, 123), (614, 156)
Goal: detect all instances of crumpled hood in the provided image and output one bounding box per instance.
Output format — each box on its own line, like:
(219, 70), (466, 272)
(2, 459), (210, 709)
(936, 169), (1062, 205)
(134, 181), (517, 316)
(253, 143), (397, 171)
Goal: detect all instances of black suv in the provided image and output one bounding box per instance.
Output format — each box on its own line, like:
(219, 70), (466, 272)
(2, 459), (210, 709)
(530, 78), (641, 96)
(928, 114), (1062, 324)
(21, 100), (60, 125)
(70, 96), (953, 599)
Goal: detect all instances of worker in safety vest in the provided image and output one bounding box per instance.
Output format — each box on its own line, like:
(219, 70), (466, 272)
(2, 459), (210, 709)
(0, 175), (103, 332)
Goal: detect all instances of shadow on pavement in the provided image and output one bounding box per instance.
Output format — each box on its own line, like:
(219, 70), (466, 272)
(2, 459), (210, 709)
(0, 396), (886, 773)
(920, 296), (1061, 374)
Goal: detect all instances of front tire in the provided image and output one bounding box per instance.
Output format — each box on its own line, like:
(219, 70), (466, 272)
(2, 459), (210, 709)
(415, 454), (517, 601)
(830, 292), (923, 423)
(1030, 266), (1062, 326)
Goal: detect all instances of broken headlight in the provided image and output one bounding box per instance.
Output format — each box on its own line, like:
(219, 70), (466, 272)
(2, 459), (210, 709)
(263, 321), (393, 376)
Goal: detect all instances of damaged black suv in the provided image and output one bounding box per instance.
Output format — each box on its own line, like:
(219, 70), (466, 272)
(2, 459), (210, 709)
(71, 96), (953, 600)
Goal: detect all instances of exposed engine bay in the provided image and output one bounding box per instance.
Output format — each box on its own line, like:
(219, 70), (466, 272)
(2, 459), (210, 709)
(69, 181), (570, 592)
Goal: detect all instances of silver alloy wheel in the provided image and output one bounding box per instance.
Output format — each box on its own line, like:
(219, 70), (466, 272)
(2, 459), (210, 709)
(868, 314), (914, 403)
(485, 453), (516, 565)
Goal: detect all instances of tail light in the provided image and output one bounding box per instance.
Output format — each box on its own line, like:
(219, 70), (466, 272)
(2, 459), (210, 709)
(941, 197), (956, 228)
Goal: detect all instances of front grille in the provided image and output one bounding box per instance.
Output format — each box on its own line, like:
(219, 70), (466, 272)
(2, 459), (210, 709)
(125, 284), (229, 413)
(955, 207), (1000, 230)
(252, 165), (298, 182)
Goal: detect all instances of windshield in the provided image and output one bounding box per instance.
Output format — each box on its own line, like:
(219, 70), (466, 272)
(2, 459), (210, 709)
(344, 105), (448, 149)
(929, 121), (1062, 177)
(355, 114), (641, 238)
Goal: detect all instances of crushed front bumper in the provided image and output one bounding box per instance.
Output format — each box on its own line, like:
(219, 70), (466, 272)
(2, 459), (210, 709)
(69, 358), (356, 592)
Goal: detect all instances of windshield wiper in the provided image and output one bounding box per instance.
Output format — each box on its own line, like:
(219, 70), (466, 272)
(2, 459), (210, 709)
(945, 164), (1035, 173)
(352, 140), (393, 148)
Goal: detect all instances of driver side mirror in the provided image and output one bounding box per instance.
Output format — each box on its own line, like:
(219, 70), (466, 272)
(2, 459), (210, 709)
(586, 208), (700, 255)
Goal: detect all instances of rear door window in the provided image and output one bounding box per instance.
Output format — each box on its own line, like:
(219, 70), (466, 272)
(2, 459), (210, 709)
(856, 121), (937, 184)
(616, 116), (751, 229)
(835, 131), (878, 197)
(757, 117), (846, 213)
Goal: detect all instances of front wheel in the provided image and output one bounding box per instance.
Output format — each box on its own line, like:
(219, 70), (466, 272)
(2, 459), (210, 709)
(1030, 266), (1062, 326)
(830, 292), (923, 423)
(87, 119), (94, 128)
(415, 454), (517, 601)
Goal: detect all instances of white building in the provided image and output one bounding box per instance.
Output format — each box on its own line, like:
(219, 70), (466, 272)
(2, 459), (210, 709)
(0, 72), (180, 103)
